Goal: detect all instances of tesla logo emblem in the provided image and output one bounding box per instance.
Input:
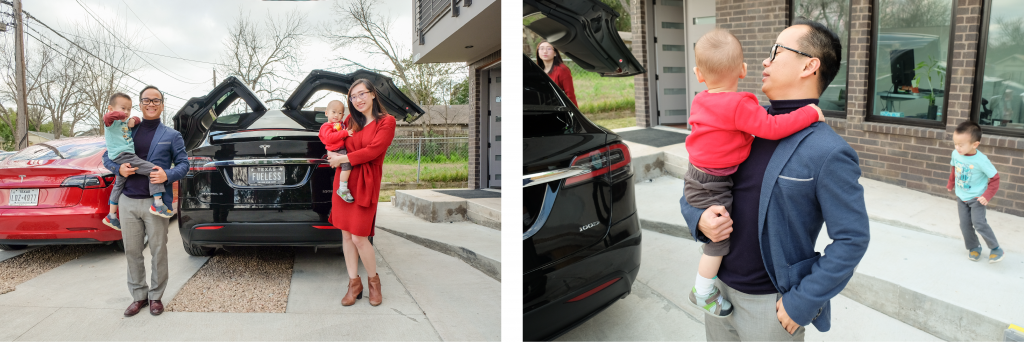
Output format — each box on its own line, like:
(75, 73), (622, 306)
(579, 221), (599, 232)
(19, 175), (25, 182)
(259, 145), (270, 156)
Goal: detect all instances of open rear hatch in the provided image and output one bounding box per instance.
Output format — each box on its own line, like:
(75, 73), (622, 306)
(283, 69), (425, 122)
(524, 0), (645, 77)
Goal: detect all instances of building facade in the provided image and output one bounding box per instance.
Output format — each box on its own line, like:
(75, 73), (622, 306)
(413, 0), (501, 189)
(629, 0), (1024, 216)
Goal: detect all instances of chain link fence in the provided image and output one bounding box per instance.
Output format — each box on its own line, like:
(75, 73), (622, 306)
(383, 137), (469, 183)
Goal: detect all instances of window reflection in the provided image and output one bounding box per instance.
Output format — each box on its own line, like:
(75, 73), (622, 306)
(870, 0), (953, 122)
(793, 0), (851, 114)
(976, 0), (1024, 130)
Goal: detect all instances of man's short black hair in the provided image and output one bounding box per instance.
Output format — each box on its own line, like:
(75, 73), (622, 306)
(108, 92), (131, 106)
(955, 121), (983, 143)
(139, 85), (163, 100)
(792, 18), (842, 95)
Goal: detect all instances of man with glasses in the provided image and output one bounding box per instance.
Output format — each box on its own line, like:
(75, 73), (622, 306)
(102, 85), (190, 317)
(680, 19), (869, 341)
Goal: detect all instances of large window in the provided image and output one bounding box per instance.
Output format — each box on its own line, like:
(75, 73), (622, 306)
(869, 0), (954, 127)
(973, 0), (1024, 137)
(792, 0), (851, 117)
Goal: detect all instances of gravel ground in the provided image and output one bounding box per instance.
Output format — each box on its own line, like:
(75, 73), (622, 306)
(0, 245), (100, 295)
(167, 246), (295, 313)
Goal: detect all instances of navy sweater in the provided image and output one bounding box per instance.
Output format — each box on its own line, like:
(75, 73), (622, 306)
(124, 118), (160, 199)
(718, 98), (819, 295)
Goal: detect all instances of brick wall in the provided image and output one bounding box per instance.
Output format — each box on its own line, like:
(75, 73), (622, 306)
(631, 0), (652, 127)
(717, 0), (789, 105)
(467, 50), (501, 190)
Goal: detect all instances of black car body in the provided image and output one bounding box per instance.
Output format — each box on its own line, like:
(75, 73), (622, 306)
(523, 0), (644, 338)
(173, 70), (423, 256)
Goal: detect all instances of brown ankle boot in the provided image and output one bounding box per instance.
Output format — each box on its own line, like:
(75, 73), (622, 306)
(341, 276), (363, 306)
(368, 273), (382, 306)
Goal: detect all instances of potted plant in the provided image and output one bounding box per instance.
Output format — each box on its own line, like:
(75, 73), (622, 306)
(914, 56), (945, 120)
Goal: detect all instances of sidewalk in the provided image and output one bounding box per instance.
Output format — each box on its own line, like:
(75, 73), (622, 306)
(376, 205), (501, 281)
(622, 131), (1024, 341)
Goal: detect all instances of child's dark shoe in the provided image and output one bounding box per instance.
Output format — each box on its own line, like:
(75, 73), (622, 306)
(989, 247), (1005, 263)
(102, 215), (121, 231)
(968, 246), (982, 261)
(150, 203), (173, 218)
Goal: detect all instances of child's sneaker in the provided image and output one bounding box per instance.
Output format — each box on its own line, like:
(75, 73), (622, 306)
(150, 203), (174, 218)
(968, 246), (983, 261)
(689, 286), (733, 317)
(989, 247), (1005, 263)
(337, 188), (355, 203)
(102, 215), (121, 231)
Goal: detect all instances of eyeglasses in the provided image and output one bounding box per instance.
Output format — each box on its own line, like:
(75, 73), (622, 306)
(141, 98), (163, 105)
(538, 46), (554, 52)
(768, 43), (814, 63)
(350, 91), (372, 101)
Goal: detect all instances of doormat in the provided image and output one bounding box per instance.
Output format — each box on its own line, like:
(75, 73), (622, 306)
(615, 128), (688, 148)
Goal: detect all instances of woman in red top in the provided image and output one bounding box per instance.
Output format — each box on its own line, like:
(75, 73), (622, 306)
(327, 79), (396, 307)
(536, 41), (577, 107)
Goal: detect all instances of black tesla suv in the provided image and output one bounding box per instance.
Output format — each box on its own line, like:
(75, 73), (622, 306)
(172, 69), (423, 256)
(523, 0), (646, 339)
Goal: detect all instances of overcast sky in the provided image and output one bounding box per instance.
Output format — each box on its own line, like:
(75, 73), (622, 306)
(13, 0), (413, 131)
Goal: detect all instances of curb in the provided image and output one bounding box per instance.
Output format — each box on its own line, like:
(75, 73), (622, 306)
(376, 226), (500, 282)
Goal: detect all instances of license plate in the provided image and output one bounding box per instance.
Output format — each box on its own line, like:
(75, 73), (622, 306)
(248, 166), (285, 185)
(9, 189), (39, 206)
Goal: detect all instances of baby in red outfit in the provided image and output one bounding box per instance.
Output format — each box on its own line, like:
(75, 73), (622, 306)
(318, 100), (355, 203)
(684, 29), (824, 317)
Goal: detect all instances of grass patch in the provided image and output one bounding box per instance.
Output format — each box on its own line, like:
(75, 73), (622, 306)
(566, 61), (635, 116)
(383, 163), (468, 183)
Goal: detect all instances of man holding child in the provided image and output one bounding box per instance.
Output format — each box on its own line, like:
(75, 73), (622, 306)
(680, 19), (870, 341)
(101, 86), (190, 317)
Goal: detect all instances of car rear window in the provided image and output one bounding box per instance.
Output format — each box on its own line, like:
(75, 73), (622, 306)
(8, 141), (106, 161)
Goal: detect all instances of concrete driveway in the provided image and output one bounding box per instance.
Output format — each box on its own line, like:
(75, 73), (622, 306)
(0, 220), (500, 341)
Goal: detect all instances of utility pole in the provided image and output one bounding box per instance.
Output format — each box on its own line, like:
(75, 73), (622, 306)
(213, 68), (217, 89)
(13, 0), (29, 150)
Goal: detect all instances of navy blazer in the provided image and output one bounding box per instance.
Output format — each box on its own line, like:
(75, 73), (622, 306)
(102, 122), (189, 209)
(681, 122), (870, 332)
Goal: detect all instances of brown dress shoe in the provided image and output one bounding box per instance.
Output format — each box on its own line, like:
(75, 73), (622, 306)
(149, 300), (164, 315)
(341, 276), (363, 306)
(368, 273), (382, 306)
(124, 300), (148, 317)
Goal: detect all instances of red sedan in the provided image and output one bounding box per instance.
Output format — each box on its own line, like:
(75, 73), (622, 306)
(0, 137), (177, 251)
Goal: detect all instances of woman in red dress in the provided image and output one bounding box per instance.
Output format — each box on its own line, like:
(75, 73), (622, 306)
(327, 79), (396, 307)
(536, 41), (577, 107)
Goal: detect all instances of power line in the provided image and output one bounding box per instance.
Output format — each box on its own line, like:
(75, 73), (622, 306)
(17, 10), (187, 100)
(50, 28), (229, 67)
(72, 0), (207, 85)
(121, 0), (210, 70)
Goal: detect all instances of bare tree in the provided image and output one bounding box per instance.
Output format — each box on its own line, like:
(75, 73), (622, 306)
(321, 0), (419, 103)
(220, 9), (308, 106)
(32, 41), (85, 140)
(794, 0), (849, 44)
(73, 21), (144, 136)
(0, 31), (48, 145)
(879, 0), (950, 29)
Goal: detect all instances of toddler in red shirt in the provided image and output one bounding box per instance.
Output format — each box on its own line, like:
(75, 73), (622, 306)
(319, 100), (355, 203)
(684, 29), (824, 316)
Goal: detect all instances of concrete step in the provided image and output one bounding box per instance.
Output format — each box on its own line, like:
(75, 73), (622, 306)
(392, 189), (501, 230)
(633, 175), (1024, 341)
(467, 198), (500, 230)
(375, 205), (500, 281)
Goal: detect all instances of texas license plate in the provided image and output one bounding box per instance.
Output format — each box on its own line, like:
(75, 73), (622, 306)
(9, 189), (39, 206)
(248, 166), (285, 185)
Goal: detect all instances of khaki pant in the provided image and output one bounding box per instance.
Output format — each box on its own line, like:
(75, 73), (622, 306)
(705, 279), (806, 341)
(119, 194), (170, 301)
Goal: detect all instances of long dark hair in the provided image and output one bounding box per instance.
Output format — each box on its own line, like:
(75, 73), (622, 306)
(346, 78), (390, 134)
(535, 41), (564, 75)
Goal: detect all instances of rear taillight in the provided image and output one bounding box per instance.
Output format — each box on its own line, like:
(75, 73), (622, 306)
(564, 143), (632, 187)
(61, 174), (105, 189)
(188, 157), (215, 174)
(195, 225), (223, 230)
